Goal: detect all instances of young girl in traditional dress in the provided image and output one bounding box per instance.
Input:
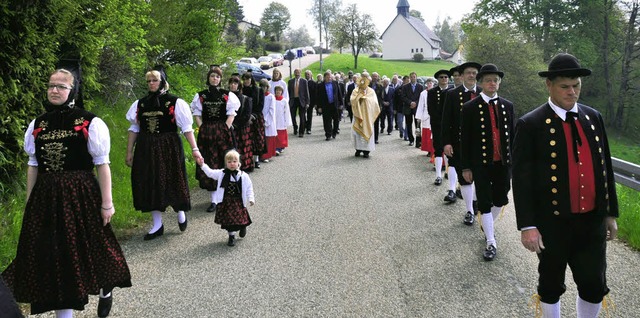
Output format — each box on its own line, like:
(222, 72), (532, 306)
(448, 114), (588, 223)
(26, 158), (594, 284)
(260, 79), (277, 161)
(197, 150), (255, 247)
(273, 85), (292, 155)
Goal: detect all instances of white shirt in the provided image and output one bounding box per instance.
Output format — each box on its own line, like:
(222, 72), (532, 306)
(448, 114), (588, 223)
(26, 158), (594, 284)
(190, 89), (241, 118)
(200, 164), (255, 207)
(126, 97), (195, 134)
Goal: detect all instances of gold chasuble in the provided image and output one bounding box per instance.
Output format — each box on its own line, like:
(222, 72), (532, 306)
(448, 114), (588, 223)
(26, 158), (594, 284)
(351, 84), (380, 142)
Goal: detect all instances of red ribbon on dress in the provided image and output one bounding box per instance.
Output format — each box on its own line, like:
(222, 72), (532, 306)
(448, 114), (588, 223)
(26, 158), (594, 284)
(32, 127), (43, 138)
(74, 120), (90, 139)
(223, 94), (229, 102)
(169, 105), (175, 123)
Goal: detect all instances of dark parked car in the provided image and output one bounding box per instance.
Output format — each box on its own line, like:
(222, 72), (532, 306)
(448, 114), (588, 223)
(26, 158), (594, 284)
(236, 62), (272, 81)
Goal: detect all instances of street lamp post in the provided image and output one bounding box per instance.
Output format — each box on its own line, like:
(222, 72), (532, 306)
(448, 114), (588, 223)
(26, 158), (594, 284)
(319, 0), (323, 72)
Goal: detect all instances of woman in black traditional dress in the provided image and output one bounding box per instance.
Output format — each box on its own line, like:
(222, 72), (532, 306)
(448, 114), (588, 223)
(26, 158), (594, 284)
(126, 66), (201, 240)
(190, 67), (241, 212)
(2, 68), (131, 318)
(241, 72), (267, 168)
(229, 76), (254, 171)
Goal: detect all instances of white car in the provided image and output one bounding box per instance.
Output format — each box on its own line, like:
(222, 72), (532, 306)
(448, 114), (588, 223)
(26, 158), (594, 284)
(238, 57), (259, 67)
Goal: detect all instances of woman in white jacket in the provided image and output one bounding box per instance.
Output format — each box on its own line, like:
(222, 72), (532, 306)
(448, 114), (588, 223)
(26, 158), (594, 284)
(415, 77), (436, 155)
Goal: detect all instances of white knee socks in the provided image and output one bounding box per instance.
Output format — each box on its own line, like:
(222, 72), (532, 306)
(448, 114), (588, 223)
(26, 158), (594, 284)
(461, 184), (474, 213)
(177, 210), (186, 223)
(435, 157), (443, 178)
(491, 206), (502, 221)
(210, 191), (216, 203)
(55, 309), (73, 318)
(541, 301), (560, 318)
(150, 210), (163, 233)
(481, 213), (495, 247)
(448, 168), (458, 191)
(576, 296), (601, 318)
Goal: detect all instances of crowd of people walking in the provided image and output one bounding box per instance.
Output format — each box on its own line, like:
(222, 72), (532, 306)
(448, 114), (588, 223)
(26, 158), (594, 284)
(0, 53), (620, 318)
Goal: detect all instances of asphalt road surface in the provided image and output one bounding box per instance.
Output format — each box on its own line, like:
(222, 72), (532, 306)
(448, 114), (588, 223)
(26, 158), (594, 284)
(32, 111), (640, 318)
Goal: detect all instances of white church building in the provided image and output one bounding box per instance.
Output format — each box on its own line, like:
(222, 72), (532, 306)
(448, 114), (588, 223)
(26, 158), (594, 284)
(380, 0), (442, 60)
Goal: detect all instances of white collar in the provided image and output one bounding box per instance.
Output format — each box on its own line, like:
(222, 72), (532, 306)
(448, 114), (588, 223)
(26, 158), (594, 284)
(548, 98), (578, 121)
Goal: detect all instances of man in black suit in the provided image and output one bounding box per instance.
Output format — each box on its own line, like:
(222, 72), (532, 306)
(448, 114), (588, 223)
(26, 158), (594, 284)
(305, 70), (317, 134)
(380, 77), (395, 136)
(369, 72), (384, 144)
(512, 53), (618, 317)
(317, 71), (343, 140)
(441, 62), (482, 225)
(401, 72), (423, 146)
(460, 64), (515, 261)
(288, 68), (310, 137)
(428, 69), (451, 186)
(344, 74), (357, 123)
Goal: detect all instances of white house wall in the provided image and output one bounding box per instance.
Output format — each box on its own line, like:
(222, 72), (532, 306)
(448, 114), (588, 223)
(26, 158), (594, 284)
(382, 17), (435, 60)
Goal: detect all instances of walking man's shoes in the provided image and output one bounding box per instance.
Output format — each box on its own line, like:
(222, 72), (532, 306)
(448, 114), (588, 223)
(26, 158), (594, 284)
(434, 177), (442, 186)
(444, 190), (457, 202)
(206, 203), (216, 213)
(463, 211), (475, 226)
(483, 245), (497, 261)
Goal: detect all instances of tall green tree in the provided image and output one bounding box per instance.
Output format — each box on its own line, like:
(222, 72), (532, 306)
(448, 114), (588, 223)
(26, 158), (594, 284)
(330, 4), (378, 69)
(410, 9), (424, 22)
(308, 0), (342, 49)
(285, 26), (314, 48)
(260, 2), (291, 42)
(224, 0), (245, 46)
(433, 16), (457, 53)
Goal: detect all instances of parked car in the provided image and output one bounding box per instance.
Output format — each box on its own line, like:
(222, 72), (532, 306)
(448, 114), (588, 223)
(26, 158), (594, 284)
(268, 53), (284, 66)
(238, 57), (259, 67)
(258, 56), (274, 69)
(304, 46), (316, 54)
(235, 62), (272, 82)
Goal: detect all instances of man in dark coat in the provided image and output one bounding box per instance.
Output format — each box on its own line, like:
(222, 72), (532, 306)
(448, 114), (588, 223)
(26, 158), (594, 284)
(512, 53), (618, 317)
(428, 69), (451, 186)
(344, 75), (357, 123)
(460, 64), (515, 261)
(380, 77), (395, 136)
(317, 71), (343, 140)
(305, 70), (317, 134)
(400, 72), (423, 146)
(441, 62), (482, 225)
(288, 68), (310, 137)
(369, 72), (384, 144)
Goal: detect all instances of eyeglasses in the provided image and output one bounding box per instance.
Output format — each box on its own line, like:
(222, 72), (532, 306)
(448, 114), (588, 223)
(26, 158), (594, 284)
(47, 84), (72, 91)
(146, 79), (160, 83)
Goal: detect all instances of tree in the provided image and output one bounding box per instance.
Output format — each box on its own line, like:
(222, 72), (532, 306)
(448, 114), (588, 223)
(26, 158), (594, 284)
(434, 16), (457, 53)
(616, 0), (639, 129)
(285, 26), (314, 48)
(224, 0), (245, 46)
(308, 0), (342, 49)
(245, 28), (264, 57)
(410, 9), (424, 22)
(260, 2), (291, 42)
(330, 4), (378, 69)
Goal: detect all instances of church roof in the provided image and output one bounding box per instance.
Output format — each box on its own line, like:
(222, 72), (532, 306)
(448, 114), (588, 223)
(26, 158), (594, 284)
(396, 0), (410, 8)
(380, 14), (442, 49)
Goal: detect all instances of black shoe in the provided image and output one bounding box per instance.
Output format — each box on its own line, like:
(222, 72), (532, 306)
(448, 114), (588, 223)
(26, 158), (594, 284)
(444, 190), (457, 202)
(415, 143), (421, 148)
(298, 134), (304, 138)
(399, 133), (404, 138)
(363, 152), (370, 158)
(332, 134), (336, 139)
(326, 136), (331, 141)
(483, 245), (497, 261)
(463, 211), (475, 225)
(387, 132), (391, 135)
(293, 129), (298, 135)
(375, 141), (379, 144)
(143, 225), (164, 241)
(227, 235), (236, 246)
(239, 227), (247, 238)
(444, 172), (448, 179)
(206, 203), (216, 213)
(355, 151), (361, 157)
(178, 218), (187, 232)
(434, 177), (442, 186)
(255, 162), (261, 169)
(456, 189), (463, 199)
(409, 142), (414, 146)
(380, 128), (384, 133)
(97, 294), (113, 318)
(306, 130), (311, 134)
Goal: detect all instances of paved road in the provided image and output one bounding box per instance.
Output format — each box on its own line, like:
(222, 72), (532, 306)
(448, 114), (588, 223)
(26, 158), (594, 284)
(264, 53), (325, 79)
(35, 119), (640, 317)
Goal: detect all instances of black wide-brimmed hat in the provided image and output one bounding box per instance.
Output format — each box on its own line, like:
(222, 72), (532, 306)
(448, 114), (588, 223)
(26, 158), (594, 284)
(434, 69), (450, 78)
(457, 61), (482, 73)
(538, 53), (591, 78)
(476, 63), (504, 80)
(449, 66), (460, 75)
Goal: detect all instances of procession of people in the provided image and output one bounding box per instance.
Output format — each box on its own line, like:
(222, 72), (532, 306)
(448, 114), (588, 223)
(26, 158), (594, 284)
(0, 53), (620, 318)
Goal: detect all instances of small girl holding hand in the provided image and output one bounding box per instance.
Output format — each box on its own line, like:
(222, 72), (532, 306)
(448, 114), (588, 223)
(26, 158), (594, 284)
(197, 150), (255, 246)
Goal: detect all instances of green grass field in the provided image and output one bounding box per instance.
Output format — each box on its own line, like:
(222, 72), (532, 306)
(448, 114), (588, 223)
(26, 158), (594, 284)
(1, 54), (639, 271)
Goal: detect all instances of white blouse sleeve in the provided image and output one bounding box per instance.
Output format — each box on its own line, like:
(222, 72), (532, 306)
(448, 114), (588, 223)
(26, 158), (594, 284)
(226, 92), (241, 116)
(88, 117), (111, 165)
(24, 119), (37, 166)
(126, 100), (140, 133)
(175, 98), (194, 134)
(190, 92), (202, 116)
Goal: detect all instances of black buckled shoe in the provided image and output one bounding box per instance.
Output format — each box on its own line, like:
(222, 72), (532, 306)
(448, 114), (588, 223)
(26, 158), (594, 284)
(178, 218), (187, 232)
(227, 235), (236, 246)
(143, 225), (164, 241)
(434, 177), (442, 186)
(355, 151), (361, 157)
(363, 152), (370, 158)
(463, 211), (475, 226)
(239, 227), (247, 238)
(206, 203), (216, 213)
(483, 245), (497, 261)
(444, 190), (457, 202)
(97, 294), (113, 317)
(456, 189), (463, 199)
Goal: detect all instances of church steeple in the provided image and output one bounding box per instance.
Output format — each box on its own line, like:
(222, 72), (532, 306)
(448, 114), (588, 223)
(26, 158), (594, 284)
(397, 0), (410, 18)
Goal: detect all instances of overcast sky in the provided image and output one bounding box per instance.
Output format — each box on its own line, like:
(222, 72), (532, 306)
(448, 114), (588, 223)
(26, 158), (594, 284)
(238, 0), (478, 45)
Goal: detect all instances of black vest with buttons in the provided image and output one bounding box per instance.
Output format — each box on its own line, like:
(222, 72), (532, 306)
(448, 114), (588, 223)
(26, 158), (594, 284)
(33, 108), (96, 173)
(198, 88), (230, 122)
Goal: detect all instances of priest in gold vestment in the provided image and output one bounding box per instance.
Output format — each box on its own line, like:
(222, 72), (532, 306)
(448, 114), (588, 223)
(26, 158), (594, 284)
(351, 73), (380, 158)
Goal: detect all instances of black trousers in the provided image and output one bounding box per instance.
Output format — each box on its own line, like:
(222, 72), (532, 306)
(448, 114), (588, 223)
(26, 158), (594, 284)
(536, 212), (609, 304)
(404, 112), (415, 142)
(305, 104), (315, 131)
(290, 98), (306, 135)
(321, 103), (339, 137)
(379, 106), (393, 133)
(472, 162), (511, 213)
